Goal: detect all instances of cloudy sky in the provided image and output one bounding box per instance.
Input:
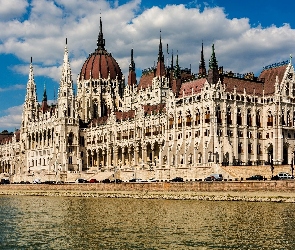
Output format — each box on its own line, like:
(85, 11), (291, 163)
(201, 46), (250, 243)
(1, 0), (295, 132)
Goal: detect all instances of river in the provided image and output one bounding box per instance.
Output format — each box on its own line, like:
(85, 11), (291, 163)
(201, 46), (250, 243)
(0, 196), (295, 249)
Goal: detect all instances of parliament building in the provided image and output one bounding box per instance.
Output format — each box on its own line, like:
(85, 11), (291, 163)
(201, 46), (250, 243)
(1, 18), (295, 182)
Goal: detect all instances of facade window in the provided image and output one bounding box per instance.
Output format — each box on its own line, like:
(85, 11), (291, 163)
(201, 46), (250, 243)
(267, 113), (273, 126)
(69, 156), (72, 164)
(238, 143), (242, 153)
(227, 107), (232, 125)
(178, 116), (182, 128)
(186, 114), (192, 126)
(247, 109), (252, 126)
(195, 111), (200, 125)
(248, 143), (252, 154)
(237, 108), (242, 125)
(256, 111), (261, 127)
(169, 117), (174, 129)
(205, 108), (210, 123)
(216, 106), (222, 124)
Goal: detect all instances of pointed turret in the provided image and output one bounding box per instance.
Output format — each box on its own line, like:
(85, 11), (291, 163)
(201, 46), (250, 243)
(42, 84), (47, 102)
(97, 17), (105, 51)
(156, 31), (165, 77)
(58, 38), (74, 118)
(198, 42), (206, 78)
(174, 52), (181, 79)
(207, 44), (219, 84)
(22, 57), (38, 126)
(41, 84), (48, 113)
(128, 48), (136, 86)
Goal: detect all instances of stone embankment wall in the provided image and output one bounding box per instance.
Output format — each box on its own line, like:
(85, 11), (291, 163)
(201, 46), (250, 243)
(1, 181), (295, 202)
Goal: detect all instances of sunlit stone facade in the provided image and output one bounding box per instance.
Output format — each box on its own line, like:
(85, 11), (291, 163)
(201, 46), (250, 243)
(1, 19), (295, 181)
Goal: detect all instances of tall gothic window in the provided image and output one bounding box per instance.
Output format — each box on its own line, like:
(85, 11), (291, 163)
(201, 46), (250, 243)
(216, 106), (222, 124)
(247, 109), (252, 126)
(237, 108), (242, 125)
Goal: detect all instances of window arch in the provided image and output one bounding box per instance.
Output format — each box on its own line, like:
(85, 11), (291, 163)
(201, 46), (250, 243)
(247, 109), (252, 126)
(237, 108), (242, 125)
(205, 107), (210, 123)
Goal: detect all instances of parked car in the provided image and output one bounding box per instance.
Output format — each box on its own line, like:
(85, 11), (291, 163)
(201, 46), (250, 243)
(271, 175), (280, 180)
(89, 179), (97, 183)
(147, 178), (157, 182)
(204, 176), (214, 181)
(33, 178), (41, 184)
(170, 177), (184, 182)
(204, 174), (223, 181)
(0, 179), (10, 184)
(102, 178), (111, 183)
(111, 179), (122, 183)
(277, 172), (293, 179)
(75, 178), (88, 183)
(210, 174), (223, 181)
(246, 175), (263, 181)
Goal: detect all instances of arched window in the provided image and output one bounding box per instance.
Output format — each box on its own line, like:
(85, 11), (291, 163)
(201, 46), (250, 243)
(169, 116), (174, 129)
(216, 106), (222, 124)
(195, 110), (200, 125)
(178, 113), (182, 128)
(227, 107), (232, 125)
(267, 112), (273, 126)
(237, 108), (242, 125)
(205, 107), (210, 123)
(247, 109), (252, 126)
(186, 113), (192, 126)
(256, 110), (261, 128)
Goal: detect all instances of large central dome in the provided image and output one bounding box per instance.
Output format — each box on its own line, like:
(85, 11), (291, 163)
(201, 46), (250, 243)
(79, 18), (122, 81)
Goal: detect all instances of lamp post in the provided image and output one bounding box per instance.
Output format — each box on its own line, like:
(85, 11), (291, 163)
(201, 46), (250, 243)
(270, 156), (274, 178)
(291, 153), (294, 179)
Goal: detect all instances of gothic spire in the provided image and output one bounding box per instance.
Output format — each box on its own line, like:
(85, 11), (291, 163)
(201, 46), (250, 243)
(209, 44), (218, 69)
(59, 39), (73, 98)
(158, 30), (164, 62)
(26, 57), (37, 102)
(129, 48), (135, 72)
(97, 17), (105, 50)
(128, 48), (136, 86)
(42, 84), (47, 102)
(198, 42), (206, 78)
(207, 44), (219, 84)
(174, 51), (181, 79)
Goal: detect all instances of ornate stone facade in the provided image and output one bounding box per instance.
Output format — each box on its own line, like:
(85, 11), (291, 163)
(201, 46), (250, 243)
(1, 19), (295, 181)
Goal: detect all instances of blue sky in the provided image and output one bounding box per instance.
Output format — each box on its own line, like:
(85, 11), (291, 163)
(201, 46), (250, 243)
(1, 0), (295, 132)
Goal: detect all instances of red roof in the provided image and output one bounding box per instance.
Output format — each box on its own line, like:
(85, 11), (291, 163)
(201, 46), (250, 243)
(178, 78), (207, 97)
(115, 110), (135, 121)
(0, 134), (13, 144)
(138, 72), (154, 90)
(143, 103), (166, 115)
(259, 65), (287, 95)
(80, 49), (123, 81)
(222, 77), (264, 96)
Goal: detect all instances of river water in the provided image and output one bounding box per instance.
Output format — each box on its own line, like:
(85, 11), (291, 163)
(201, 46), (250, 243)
(0, 196), (295, 249)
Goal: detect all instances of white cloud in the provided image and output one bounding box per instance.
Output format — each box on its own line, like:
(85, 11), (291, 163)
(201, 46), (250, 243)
(0, 105), (23, 131)
(0, 84), (26, 92)
(1, 0), (295, 130)
(0, 0), (28, 21)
